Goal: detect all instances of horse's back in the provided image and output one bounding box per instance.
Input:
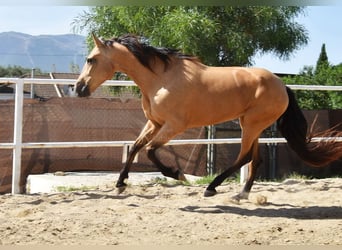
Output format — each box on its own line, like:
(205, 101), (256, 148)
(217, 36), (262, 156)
(201, 66), (288, 107)
(233, 67), (289, 127)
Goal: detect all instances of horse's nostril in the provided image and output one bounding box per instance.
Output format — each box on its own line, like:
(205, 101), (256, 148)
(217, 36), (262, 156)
(75, 82), (83, 93)
(81, 85), (87, 92)
(75, 82), (90, 97)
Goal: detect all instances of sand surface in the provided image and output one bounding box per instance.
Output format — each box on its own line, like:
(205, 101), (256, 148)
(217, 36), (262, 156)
(0, 177), (341, 245)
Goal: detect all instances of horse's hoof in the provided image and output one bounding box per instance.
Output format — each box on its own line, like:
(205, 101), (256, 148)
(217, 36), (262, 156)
(177, 171), (187, 182)
(229, 195), (241, 204)
(230, 191), (249, 204)
(116, 183), (127, 194)
(116, 185), (127, 194)
(204, 189), (217, 197)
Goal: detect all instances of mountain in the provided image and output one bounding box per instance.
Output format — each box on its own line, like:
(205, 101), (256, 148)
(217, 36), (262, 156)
(0, 32), (87, 73)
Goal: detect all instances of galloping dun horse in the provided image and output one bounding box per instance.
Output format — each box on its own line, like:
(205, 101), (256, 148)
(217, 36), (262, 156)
(75, 34), (342, 202)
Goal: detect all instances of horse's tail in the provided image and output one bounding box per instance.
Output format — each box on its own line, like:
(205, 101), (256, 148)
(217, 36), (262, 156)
(277, 86), (342, 166)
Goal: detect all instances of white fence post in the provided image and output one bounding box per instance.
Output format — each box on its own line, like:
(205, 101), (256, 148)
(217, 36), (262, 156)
(240, 164), (249, 184)
(12, 79), (24, 194)
(206, 125), (215, 175)
(122, 144), (139, 163)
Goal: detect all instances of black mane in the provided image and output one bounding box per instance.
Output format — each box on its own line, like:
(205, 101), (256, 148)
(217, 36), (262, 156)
(104, 34), (197, 72)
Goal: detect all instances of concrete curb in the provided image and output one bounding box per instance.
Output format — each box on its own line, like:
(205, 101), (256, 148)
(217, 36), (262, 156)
(26, 172), (202, 194)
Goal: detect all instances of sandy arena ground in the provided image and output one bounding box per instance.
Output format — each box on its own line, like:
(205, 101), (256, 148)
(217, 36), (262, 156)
(0, 177), (341, 245)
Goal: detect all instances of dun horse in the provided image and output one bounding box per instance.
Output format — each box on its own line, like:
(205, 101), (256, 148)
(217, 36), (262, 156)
(75, 34), (342, 202)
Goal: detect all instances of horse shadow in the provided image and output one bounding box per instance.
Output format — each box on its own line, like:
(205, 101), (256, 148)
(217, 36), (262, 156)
(179, 203), (342, 220)
(77, 192), (158, 200)
(20, 190), (158, 206)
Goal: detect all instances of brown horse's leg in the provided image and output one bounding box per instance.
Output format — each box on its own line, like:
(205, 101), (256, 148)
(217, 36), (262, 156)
(205, 118), (263, 199)
(230, 139), (261, 203)
(147, 148), (186, 181)
(204, 153), (251, 197)
(146, 123), (187, 181)
(116, 120), (160, 193)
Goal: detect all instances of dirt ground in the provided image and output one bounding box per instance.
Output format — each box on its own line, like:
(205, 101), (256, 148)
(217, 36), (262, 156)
(0, 177), (341, 245)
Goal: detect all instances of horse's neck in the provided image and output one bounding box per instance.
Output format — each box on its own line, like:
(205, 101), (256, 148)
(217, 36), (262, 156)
(110, 44), (158, 93)
(125, 66), (159, 95)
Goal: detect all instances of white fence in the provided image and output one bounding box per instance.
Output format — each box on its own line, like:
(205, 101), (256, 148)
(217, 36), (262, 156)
(1, 78), (341, 194)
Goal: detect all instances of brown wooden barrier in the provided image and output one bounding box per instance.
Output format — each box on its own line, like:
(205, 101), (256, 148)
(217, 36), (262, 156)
(0, 97), (340, 193)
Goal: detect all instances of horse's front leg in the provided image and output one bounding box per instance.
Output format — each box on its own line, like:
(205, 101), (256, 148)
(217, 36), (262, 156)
(116, 120), (160, 193)
(145, 123), (187, 182)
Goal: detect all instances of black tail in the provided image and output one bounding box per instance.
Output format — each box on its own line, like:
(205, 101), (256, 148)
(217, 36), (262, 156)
(277, 86), (342, 166)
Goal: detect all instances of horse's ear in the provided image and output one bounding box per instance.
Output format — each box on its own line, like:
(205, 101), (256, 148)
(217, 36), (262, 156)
(92, 33), (105, 48)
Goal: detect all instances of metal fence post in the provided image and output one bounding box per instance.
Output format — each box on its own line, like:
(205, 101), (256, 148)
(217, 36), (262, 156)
(206, 125), (215, 175)
(268, 123), (278, 179)
(240, 164), (248, 184)
(12, 79), (24, 194)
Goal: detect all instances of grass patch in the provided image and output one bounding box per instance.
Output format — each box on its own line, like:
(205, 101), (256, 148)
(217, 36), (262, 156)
(255, 172), (315, 183)
(149, 175), (232, 186)
(194, 174), (239, 185)
(194, 175), (217, 185)
(286, 172), (312, 180)
(148, 177), (191, 186)
(55, 185), (97, 192)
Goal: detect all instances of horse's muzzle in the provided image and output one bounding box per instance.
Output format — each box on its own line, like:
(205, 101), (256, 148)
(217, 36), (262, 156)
(75, 81), (90, 97)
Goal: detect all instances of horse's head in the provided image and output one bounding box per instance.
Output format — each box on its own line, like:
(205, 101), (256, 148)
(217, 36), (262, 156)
(75, 34), (115, 97)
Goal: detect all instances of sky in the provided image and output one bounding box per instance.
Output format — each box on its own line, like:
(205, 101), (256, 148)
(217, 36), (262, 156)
(253, 6), (342, 74)
(0, 5), (341, 74)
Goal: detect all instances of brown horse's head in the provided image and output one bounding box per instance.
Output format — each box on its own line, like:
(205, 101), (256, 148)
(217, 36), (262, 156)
(75, 34), (115, 97)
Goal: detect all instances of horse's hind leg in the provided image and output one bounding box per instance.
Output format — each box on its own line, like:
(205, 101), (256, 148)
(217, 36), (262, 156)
(116, 120), (160, 192)
(230, 139), (261, 203)
(204, 148), (252, 198)
(204, 119), (263, 201)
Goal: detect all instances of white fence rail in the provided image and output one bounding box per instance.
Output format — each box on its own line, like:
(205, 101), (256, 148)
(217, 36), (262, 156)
(1, 78), (342, 194)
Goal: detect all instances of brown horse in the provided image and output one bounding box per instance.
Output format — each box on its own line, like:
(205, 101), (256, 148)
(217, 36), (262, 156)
(75, 34), (342, 202)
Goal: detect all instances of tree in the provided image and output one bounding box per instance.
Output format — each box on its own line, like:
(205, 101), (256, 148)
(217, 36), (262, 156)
(73, 6), (308, 67)
(0, 65), (42, 77)
(315, 43), (329, 74)
(282, 44), (341, 110)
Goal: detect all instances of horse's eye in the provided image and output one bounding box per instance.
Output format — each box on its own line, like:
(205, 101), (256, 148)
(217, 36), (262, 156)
(86, 58), (96, 64)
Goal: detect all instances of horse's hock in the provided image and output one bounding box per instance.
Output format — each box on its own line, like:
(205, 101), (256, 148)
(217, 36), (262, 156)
(0, 97), (207, 193)
(0, 97), (341, 193)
